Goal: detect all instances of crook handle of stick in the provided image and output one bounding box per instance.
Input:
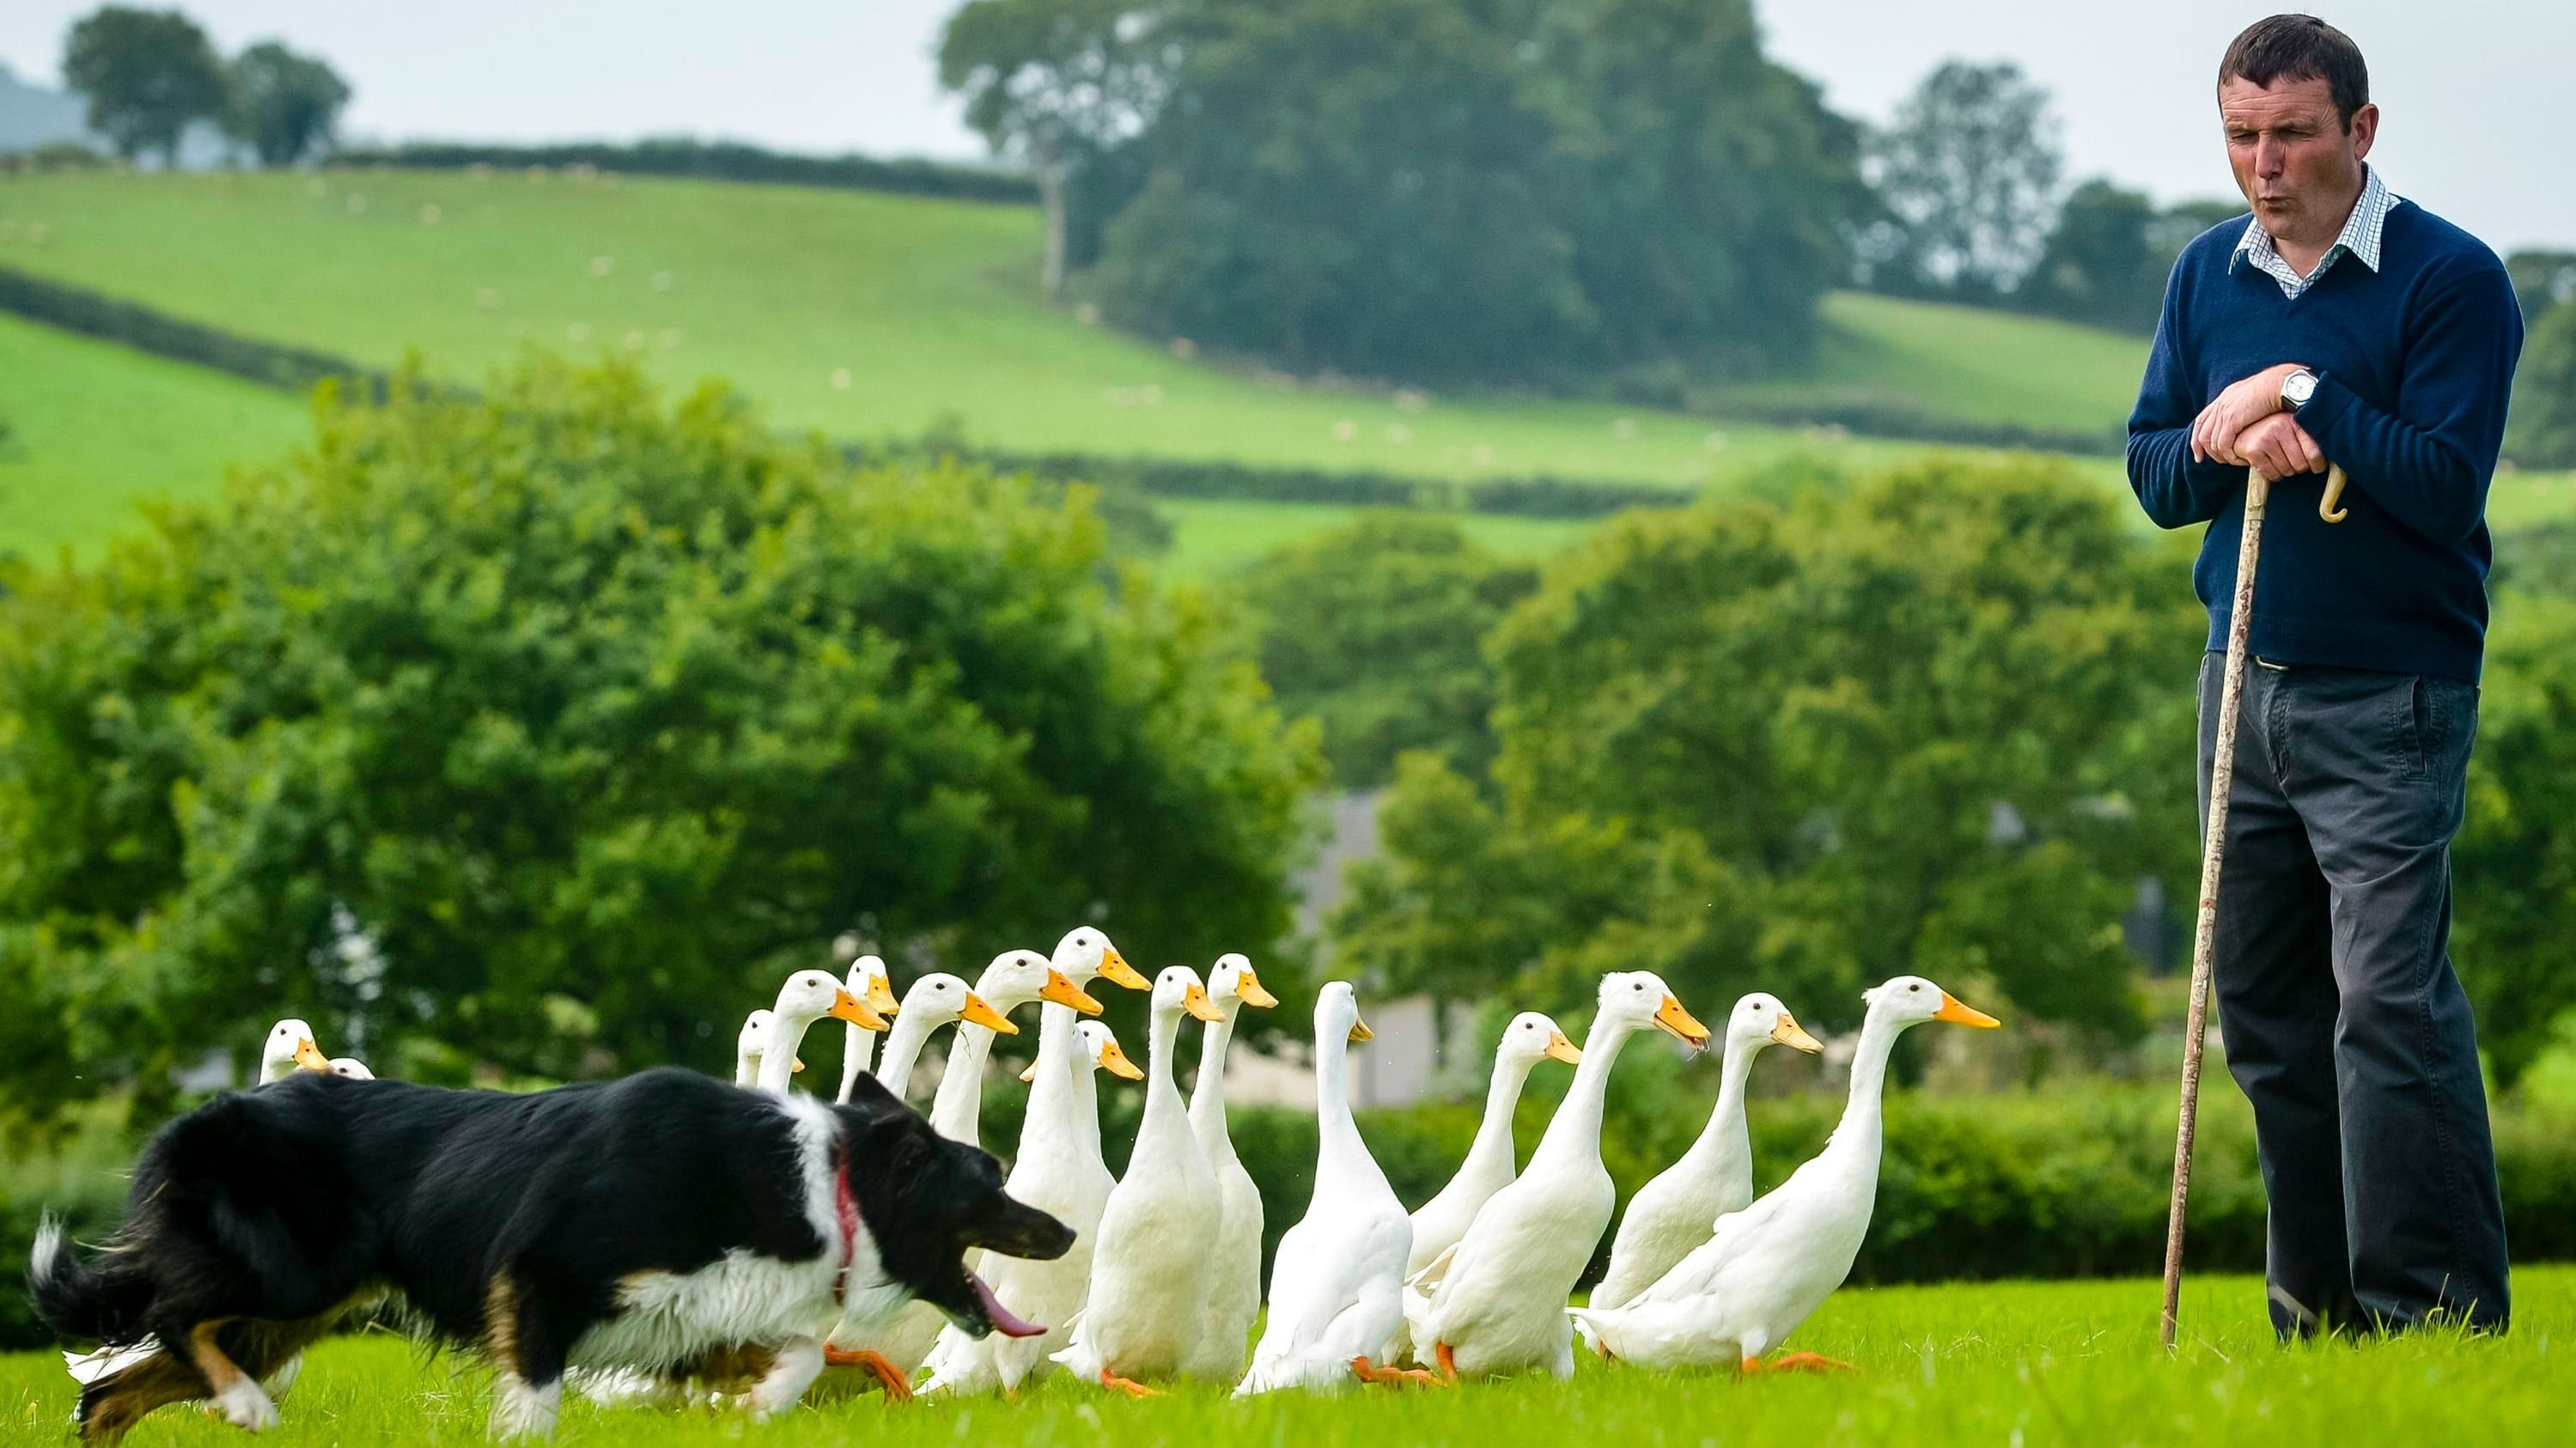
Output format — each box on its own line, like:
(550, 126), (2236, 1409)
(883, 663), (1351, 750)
(2320, 464), (2349, 523)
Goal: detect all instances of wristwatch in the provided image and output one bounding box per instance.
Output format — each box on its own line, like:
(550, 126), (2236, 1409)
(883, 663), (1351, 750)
(2280, 368), (2319, 413)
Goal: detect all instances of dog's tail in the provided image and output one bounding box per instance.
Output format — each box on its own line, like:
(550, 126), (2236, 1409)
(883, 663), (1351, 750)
(27, 1215), (155, 1348)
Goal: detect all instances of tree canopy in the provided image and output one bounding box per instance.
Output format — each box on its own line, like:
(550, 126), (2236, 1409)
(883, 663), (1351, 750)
(1336, 456), (2205, 1046)
(1861, 59), (2065, 301)
(1240, 513), (1537, 789)
(223, 40), (350, 167)
(1081, 0), (1862, 384)
(0, 359), (1320, 1116)
(2507, 299), (2576, 469)
(61, 5), (228, 166)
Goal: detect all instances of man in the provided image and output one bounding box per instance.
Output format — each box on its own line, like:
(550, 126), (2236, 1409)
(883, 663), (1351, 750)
(2128, 15), (2519, 1338)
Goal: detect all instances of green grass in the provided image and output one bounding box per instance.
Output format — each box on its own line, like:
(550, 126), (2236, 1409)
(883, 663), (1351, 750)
(1155, 499), (1589, 580)
(0, 312), (311, 562)
(0, 170), (1971, 488)
(7, 1269), (2566, 1445)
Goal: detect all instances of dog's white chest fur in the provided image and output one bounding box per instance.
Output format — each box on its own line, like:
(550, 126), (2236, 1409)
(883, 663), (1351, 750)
(563, 1096), (904, 1372)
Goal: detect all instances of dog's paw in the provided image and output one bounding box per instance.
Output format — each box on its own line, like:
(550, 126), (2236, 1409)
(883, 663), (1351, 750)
(214, 1378), (280, 1433)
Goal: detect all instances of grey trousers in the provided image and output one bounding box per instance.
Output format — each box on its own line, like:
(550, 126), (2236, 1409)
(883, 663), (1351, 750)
(2197, 653), (2510, 1335)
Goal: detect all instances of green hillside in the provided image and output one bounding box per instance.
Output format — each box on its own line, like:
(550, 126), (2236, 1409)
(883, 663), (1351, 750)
(0, 169), (2049, 488)
(0, 311), (310, 561)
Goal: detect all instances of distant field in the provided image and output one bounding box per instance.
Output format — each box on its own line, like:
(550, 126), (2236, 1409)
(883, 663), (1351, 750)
(0, 311), (310, 561)
(7, 1270), (2567, 1445)
(0, 169), (1977, 488)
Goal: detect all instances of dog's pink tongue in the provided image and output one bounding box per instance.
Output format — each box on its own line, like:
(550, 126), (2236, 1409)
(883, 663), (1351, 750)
(969, 1269), (1046, 1338)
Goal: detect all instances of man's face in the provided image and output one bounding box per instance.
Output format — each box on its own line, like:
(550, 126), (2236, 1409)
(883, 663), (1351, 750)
(2219, 75), (2377, 246)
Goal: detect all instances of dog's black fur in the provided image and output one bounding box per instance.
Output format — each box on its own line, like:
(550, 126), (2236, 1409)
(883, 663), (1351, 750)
(28, 1067), (1071, 1440)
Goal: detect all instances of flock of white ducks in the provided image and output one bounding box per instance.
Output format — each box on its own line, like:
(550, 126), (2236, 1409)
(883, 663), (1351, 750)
(197, 934), (2000, 1400)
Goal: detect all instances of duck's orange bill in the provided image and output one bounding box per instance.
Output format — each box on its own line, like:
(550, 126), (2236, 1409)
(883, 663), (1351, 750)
(792, 1057), (807, 1074)
(1042, 968), (1104, 1015)
(1236, 967), (1280, 1010)
(1099, 1041), (1145, 1080)
(1771, 1013), (1825, 1054)
(1934, 993), (2001, 1028)
(1098, 945), (1149, 992)
(294, 1037), (331, 1074)
(1349, 1017), (1374, 1043)
(1184, 983), (1225, 1024)
(1544, 1031), (1582, 1065)
(1653, 995), (1712, 1050)
(829, 988), (890, 1032)
(863, 972), (901, 1019)
(961, 992), (1019, 1034)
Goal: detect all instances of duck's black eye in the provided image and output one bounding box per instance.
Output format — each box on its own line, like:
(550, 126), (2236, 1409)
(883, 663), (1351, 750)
(1634, 983), (1645, 991)
(1909, 983), (1922, 993)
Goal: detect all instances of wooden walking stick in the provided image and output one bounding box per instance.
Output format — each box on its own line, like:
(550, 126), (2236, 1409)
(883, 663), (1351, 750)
(2160, 462), (2348, 1352)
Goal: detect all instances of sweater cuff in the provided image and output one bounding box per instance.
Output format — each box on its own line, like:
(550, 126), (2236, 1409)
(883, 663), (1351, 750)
(2295, 368), (2358, 459)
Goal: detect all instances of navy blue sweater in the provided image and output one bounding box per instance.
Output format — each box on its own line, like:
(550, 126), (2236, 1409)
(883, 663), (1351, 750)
(2127, 200), (2523, 683)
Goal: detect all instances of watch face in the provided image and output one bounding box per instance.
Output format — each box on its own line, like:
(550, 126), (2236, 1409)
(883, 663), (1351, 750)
(2285, 372), (2317, 407)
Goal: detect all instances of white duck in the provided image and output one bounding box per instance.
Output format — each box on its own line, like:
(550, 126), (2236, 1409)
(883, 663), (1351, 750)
(755, 970), (886, 1098)
(257, 1018), (332, 1084)
(1182, 952), (1279, 1382)
(66, 1018), (337, 1397)
(833, 955), (903, 1104)
(1568, 976), (1999, 1372)
(1406, 1012), (1580, 1278)
(823, 972), (1020, 1390)
(920, 928), (1143, 1397)
(1052, 964), (1225, 1396)
(1406, 971), (1708, 1380)
(1589, 993), (1822, 1311)
(929, 946), (1111, 1147)
(326, 1058), (375, 1080)
(1236, 983), (1434, 1396)
(734, 1009), (804, 1089)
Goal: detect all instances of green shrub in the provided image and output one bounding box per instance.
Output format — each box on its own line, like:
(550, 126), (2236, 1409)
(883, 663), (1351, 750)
(337, 139), (1038, 206)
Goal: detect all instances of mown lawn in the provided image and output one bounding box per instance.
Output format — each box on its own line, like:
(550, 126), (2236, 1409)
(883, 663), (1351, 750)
(4, 1269), (2562, 1445)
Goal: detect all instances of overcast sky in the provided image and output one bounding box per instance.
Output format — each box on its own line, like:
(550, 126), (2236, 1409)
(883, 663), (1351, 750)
(3, 1), (2567, 251)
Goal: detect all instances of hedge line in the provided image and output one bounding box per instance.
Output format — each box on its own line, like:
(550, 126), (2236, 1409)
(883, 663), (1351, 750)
(334, 139), (1039, 206)
(0, 265), (386, 397)
(0, 268), (1703, 524)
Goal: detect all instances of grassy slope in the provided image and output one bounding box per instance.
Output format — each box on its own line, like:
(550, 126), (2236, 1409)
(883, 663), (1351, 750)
(0, 311), (311, 561)
(5, 1270), (2564, 1445)
(0, 170), (2002, 489)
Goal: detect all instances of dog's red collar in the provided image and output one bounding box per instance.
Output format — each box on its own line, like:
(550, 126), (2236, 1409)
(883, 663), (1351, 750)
(831, 1142), (862, 1305)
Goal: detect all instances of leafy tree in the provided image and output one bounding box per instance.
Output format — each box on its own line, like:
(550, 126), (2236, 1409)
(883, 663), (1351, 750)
(2022, 182), (2242, 333)
(1338, 457), (2202, 1043)
(1863, 60), (2065, 300)
(0, 359), (1321, 1119)
(1090, 0), (1859, 382)
(2506, 249), (2576, 327)
(1240, 514), (1537, 788)
(61, 6), (228, 167)
(2506, 300), (2576, 468)
(2453, 590), (2576, 1085)
(223, 40), (350, 167)
(939, 0), (1169, 300)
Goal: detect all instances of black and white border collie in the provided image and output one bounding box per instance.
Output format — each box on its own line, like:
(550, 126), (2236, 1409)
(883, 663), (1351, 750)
(28, 1067), (1071, 1441)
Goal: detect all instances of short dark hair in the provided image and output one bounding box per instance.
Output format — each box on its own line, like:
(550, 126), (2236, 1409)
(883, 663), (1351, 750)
(2219, 15), (2370, 128)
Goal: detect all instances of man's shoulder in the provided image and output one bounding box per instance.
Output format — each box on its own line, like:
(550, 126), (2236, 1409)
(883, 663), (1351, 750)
(2383, 200), (2510, 284)
(2176, 212), (2255, 273)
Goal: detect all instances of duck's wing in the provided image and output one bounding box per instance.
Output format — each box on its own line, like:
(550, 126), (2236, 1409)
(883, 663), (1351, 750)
(1264, 1206), (1409, 1360)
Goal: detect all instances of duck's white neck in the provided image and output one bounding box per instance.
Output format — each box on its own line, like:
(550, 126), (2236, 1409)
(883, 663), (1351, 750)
(1314, 1022), (1374, 1180)
(1188, 1000), (1239, 1135)
(1138, 1005), (1187, 1144)
(929, 1020), (1000, 1145)
(836, 1016), (879, 1104)
(875, 1011), (949, 1101)
(1458, 1051), (1540, 1183)
(1021, 1001), (1084, 1152)
(1824, 1010), (1905, 1169)
(1530, 1013), (1645, 1172)
(735, 1051), (761, 1090)
(757, 1012), (821, 1097)
(1683, 1034), (1763, 1164)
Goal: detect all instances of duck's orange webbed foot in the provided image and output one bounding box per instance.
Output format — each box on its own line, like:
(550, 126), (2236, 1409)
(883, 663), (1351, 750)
(1351, 1355), (1446, 1388)
(1745, 1351), (1854, 1374)
(821, 1348), (916, 1401)
(1099, 1368), (1158, 1399)
(1434, 1341), (1460, 1382)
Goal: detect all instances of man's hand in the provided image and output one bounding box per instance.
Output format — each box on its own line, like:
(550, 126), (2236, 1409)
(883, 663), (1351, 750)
(2190, 362), (2308, 464)
(2222, 412), (2326, 481)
